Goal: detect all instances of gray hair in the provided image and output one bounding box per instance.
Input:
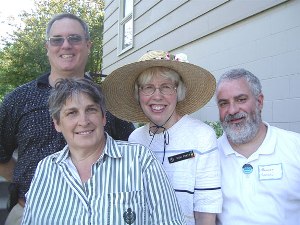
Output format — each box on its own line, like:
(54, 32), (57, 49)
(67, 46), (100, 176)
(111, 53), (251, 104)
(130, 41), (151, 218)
(216, 68), (262, 97)
(48, 78), (106, 123)
(46, 13), (90, 40)
(134, 67), (186, 101)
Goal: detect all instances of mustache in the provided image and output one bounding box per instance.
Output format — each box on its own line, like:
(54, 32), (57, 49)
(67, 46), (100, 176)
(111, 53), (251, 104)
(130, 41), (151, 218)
(224, 112), (247, 123)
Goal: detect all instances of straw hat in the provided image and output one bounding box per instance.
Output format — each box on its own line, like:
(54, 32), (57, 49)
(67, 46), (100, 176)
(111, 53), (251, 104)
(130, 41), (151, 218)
(101, 50), (216, 123)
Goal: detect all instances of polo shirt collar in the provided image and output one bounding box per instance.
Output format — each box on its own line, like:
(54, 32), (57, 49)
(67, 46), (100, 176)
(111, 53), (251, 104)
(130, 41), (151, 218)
(255, 122), (275, 155)
(222, 122), (275, 158)
(37, 72), (51, 88)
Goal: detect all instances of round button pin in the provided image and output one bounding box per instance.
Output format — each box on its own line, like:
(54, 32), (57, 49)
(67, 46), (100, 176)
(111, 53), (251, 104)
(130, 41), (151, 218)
(123, 208), (136, 224)
(242, 164), (253, 174)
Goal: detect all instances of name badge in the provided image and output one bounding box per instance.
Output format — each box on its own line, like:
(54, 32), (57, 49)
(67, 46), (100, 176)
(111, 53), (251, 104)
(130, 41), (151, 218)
(258, 163), (283, 180)
(168, 151), (195, 163)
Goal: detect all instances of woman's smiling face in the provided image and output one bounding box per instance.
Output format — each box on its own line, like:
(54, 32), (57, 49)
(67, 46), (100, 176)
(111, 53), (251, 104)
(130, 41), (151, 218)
(54, 93), (106, 152)
(138, 74), (179, 127)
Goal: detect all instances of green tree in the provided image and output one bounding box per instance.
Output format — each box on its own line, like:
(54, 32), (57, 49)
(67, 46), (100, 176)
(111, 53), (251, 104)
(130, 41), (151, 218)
(0, 0), (105, 100)
(205, 121), (223, 138)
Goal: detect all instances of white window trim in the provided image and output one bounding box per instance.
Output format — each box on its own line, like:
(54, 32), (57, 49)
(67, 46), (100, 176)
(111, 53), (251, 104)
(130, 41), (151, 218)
(118, 0), (134, 55)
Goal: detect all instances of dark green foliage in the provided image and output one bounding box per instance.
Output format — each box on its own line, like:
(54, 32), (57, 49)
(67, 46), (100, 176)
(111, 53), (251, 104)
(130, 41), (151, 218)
(0, 0), (105, 101)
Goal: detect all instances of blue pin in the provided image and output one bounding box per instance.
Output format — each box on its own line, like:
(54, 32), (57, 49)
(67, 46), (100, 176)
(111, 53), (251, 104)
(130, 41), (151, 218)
(242, 164), (253, 174)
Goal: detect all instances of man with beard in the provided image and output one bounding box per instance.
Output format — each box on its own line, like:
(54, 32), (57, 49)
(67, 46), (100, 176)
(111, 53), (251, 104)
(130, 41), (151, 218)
(215, 68), (300, 225)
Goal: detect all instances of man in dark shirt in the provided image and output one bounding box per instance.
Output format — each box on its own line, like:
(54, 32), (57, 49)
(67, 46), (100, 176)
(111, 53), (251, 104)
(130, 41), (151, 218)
(0, 13), (135, 225)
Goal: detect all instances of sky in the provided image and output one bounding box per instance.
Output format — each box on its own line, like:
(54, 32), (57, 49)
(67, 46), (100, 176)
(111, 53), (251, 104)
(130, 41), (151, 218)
(0, 0), (35, 45)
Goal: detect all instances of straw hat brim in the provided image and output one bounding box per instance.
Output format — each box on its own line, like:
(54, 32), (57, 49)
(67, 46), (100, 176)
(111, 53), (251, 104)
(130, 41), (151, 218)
(101, 60), (216, 123)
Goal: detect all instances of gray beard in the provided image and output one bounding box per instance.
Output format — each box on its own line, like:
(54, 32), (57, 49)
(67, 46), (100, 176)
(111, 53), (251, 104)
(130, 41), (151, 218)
(221, 107), (262, 145)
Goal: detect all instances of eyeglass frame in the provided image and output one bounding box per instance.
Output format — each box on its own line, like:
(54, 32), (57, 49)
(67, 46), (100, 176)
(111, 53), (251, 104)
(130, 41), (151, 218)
(47, 34), (88, 46)
(139, 83), (177, 96)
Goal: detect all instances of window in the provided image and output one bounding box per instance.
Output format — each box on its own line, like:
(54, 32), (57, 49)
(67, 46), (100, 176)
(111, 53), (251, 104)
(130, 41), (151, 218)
(119, 0), (133, 53)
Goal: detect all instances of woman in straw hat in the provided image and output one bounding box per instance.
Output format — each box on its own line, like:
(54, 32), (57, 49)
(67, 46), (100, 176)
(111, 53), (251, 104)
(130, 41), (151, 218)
(102, 50), (222, 225)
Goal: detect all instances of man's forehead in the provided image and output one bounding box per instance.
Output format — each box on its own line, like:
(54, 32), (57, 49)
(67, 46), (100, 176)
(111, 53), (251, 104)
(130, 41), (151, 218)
(217, 79), (252, 98)
(50, 18), (84, 35)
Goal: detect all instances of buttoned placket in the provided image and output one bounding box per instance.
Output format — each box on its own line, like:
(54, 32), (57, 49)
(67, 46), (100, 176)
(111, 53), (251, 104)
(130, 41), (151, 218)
(58, 154), (104, 224)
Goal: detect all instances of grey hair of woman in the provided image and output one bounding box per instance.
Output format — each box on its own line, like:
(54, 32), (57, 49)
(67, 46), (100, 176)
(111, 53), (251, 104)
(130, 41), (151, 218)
(46, 13), (90, 40)
(216, 68), (262, 98)
(48, 78), (106, 124)
(134, 67), (186, 101)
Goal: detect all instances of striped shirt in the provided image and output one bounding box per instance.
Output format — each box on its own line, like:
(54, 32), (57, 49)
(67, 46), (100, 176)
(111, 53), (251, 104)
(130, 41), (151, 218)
(21, 134), (186, 225)
(0, 72), (134, 200)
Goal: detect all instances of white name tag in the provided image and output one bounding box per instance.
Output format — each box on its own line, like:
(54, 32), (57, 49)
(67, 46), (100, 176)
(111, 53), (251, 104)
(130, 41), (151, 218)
(258, 164), (283, 180)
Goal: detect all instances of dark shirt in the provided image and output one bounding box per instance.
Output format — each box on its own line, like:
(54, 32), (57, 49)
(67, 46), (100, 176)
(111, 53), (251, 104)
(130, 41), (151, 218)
(104, 111), (135, 141)
(0, 73), (135, 199)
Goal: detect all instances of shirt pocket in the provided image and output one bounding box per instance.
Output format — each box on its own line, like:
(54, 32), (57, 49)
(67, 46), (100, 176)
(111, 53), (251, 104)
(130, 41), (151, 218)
(107, 190), (145, 225)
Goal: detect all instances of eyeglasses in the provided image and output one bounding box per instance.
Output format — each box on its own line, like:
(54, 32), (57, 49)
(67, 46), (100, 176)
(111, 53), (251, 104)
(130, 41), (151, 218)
(48, 35), (85, 46)
(139, 84), (177, 96)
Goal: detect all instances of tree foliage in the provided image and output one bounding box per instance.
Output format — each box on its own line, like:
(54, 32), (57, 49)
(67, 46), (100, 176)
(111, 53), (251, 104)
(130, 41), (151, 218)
(205, 121), (223, 138)
(0, 0), (105, 100)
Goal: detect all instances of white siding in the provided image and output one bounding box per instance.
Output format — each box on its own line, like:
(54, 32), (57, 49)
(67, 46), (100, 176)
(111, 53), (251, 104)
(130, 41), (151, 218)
(102, 0), (299, 133)
(186, 0), (300, 133)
